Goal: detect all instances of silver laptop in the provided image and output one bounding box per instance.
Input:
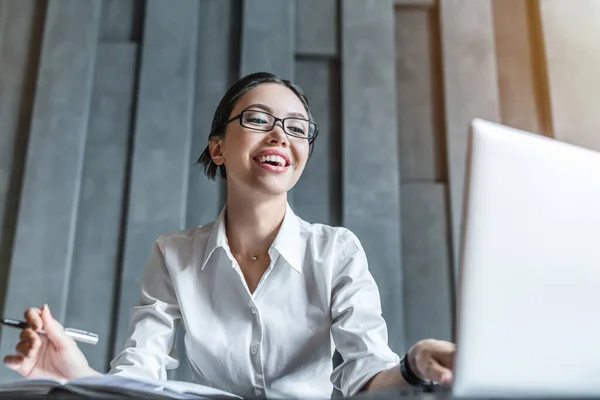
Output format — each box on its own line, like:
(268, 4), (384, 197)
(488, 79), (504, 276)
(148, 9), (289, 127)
(452, 119), (600, 398)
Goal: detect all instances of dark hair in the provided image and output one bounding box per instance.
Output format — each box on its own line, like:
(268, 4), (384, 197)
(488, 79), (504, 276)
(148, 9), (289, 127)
(197, 72), (316, 180)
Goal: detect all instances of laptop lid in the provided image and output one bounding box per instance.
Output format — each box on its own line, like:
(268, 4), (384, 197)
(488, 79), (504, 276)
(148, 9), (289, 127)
(452, 119), (600, 398)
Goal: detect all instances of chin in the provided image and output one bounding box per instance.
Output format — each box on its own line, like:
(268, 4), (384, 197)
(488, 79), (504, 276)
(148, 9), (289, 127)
(252, 177), (297, 197)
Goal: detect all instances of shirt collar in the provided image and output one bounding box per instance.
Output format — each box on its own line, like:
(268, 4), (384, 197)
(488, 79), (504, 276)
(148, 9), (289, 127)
(200, 203), (302, 273)
(271, 204), (302, 273)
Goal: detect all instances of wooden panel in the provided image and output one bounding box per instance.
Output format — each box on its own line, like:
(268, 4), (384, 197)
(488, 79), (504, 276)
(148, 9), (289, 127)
(493, 0), (544, 135)
(440, 0), (500, 267)
(64, 44), (137, 373)
(539, 0), (600, 151)
(395, 0), (435, 6)
(402, 183), (453, 347)
(113, 0), (198, 357)
(395, 8), (446, 182)
(0, 0), (100, 379)
(0, 0), (40, 326)
(293, 59), (341, 225)
(240, 0), (295, 79)
(296, 0), (337, 57)
(341, 0), (405, 354)
(99, 0), (142, 42)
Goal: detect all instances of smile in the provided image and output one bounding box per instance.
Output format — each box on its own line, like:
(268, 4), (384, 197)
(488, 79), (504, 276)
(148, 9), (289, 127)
(253, 154), (290, 173)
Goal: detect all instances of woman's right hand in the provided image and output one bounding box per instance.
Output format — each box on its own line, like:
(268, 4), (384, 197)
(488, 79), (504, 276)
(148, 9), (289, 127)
(3, 304), (99, 381)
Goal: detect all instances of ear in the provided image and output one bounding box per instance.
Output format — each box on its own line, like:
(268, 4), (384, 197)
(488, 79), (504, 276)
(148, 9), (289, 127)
(208, 136), (225, 165)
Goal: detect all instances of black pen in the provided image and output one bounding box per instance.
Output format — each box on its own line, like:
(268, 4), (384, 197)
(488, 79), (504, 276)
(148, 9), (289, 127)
(1, 317), (98, 345)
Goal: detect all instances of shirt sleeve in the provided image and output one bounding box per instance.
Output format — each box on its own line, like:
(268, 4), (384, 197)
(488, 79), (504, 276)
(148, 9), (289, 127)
(108, 236), (181, 381)
(330, 230), (400, 397)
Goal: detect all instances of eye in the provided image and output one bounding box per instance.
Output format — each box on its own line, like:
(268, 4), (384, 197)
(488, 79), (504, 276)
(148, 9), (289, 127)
(243, 111), (271, 126)
(285, 119), (309, 136)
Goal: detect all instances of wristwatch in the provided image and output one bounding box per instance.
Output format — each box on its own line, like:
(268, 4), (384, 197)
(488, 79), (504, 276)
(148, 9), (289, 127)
(399, 354), (437, 391)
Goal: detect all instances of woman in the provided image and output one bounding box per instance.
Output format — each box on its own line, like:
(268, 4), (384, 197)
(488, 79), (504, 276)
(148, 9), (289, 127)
(3, 72), (455, 398)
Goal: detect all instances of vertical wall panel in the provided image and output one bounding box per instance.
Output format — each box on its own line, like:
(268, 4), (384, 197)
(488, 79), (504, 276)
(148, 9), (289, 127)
(402, 183), (453, 347)
(0, 0), (100, 380)
(493, 0), (543, 135)
(186, 0), (235, 230)
(99, 0), (141, 42)
(540, 0), (600, 151)
(0, 0), (40, 325)
(440, 0), (500, 268)
(341, 0), (405, 354)
(240, 0), (295, 80)
(64, 44), (137, 373)
(395, 7), (446, 182)
(296, 0), (338, 57)
(172, 0), (239, 383)
(294, 60), (340, 225)
(113, 0), (198, 358)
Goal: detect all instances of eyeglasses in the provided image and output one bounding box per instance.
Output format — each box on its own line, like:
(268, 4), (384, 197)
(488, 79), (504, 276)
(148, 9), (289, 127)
(216, 109), (318, 140)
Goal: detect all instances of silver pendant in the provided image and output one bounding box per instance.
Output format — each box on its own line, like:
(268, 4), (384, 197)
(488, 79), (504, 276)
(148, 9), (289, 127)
(251, 256), (258, 261)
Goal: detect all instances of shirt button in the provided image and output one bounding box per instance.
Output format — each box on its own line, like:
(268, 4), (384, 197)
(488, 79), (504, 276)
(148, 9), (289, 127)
(251, 307), (257, 314)
(254, 388), (261, 396)
(251, 345), (259, 355)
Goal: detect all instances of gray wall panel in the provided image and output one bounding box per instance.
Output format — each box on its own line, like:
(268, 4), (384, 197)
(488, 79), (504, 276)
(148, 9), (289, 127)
(100, 0), (141, 42)
(296, 0), (337, 57)
(402, 183), (452, 347)
(240, 0), (295, 79)
(0, 0), (100, 380)
(187, 0), (234, 229)
(293, 59), (340, 225)
(540, 0), (600, 151)
(440, 0), (500, 268)
(341, 0), (405, 354)
(172, 0), (238, 383)
(65, 44), (137, 373)
(395, 8), (445, 182)
(0, 0), (39, 322)
(113, 0), (198, 356)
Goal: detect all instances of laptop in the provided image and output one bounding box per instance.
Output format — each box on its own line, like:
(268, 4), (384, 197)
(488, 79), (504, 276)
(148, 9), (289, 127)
(452, 119), (600, 398)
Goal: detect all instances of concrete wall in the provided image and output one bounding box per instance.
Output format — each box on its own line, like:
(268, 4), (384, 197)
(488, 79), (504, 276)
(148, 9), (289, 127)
(0, 0), (597, 382)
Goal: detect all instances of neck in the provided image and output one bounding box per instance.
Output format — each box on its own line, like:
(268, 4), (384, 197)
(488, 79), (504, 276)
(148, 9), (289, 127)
(225, 187), (288, 258)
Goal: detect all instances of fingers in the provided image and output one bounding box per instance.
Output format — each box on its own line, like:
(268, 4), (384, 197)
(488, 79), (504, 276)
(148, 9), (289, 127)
(3, 354), (25, 372)
(431, 340), (456, 368)
(24, 307), (43, 331)
(39, 304), (69, 349)
(418, 357), (453, 384)
(412, 339), (456, 385)
(20, 328), (43, 351)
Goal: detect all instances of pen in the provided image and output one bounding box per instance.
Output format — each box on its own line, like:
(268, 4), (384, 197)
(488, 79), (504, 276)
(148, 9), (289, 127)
(1, 317), (98, 345)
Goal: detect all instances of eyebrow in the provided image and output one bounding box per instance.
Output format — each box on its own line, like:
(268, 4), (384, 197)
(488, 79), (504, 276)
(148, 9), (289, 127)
(245, 103), (308, 120)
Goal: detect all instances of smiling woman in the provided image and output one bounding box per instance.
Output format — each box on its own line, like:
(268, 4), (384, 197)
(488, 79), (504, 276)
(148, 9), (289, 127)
(5, 72), (456, 399)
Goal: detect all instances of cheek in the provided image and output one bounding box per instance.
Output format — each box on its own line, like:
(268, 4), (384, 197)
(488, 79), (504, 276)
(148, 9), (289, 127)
(294, 142), (311, 168)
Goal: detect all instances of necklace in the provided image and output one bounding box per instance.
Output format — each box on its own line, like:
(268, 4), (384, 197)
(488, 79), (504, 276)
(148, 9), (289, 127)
(251, 255), (258, 261)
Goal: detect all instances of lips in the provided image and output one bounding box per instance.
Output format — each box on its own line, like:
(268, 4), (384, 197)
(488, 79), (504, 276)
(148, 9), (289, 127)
(253, 149), (291, 172)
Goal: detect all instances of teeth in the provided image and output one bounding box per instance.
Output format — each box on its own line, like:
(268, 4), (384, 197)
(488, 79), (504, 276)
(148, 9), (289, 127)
(257, 155), (286, 167)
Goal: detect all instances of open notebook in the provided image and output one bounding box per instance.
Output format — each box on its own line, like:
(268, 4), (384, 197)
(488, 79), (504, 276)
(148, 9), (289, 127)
(0, 375), (241, 399)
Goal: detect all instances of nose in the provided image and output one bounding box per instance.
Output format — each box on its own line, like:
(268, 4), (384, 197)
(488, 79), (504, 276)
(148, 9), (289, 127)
(266, 121), (288, 147)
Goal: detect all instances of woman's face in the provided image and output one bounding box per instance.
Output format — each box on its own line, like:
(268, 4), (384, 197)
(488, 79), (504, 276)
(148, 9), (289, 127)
(209, 83), (311, 197)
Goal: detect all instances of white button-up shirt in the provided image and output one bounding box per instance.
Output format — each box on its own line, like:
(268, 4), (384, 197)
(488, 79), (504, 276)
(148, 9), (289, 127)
(109, 205), (399, 398)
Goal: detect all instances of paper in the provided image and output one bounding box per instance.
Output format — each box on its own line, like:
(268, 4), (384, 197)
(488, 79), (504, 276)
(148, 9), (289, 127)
(0, 375), (240, 399)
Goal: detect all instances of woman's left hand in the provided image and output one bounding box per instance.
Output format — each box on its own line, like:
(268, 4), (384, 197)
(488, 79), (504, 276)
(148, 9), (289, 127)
(407, 339), (456, 385)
